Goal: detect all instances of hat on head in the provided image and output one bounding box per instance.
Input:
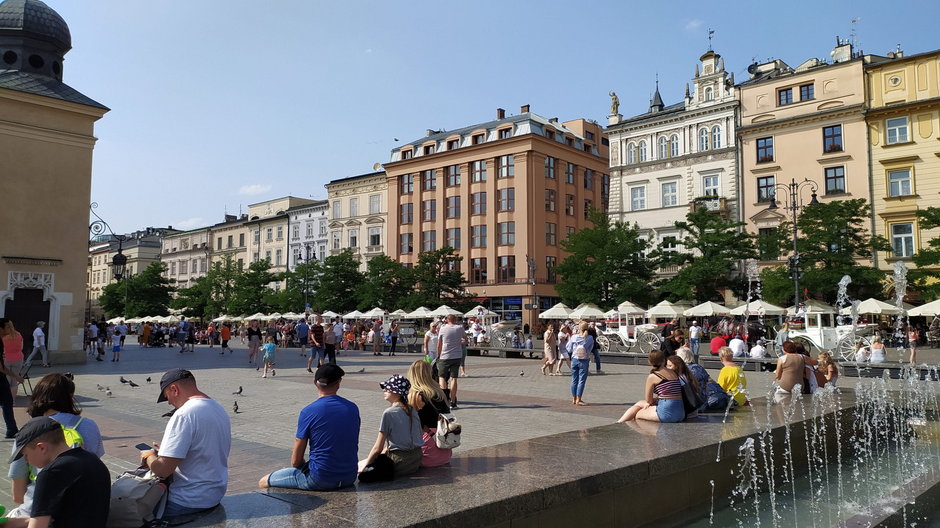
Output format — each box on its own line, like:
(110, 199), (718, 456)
(9, 416), (62, 463)
(314, 364), (345, 386)
(157, 368), (193, 402)
(379, 374), (410, 398)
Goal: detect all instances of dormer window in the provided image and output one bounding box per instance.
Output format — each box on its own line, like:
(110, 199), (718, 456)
(545, 130), (555, 140)
(447, 139), (459, 150)
(423, 145), (435, 155)
(472, 134), (485, 145)
(402, 149), (413, 160)
(498, 128), (511, 139)
(704, 86), (714, 101)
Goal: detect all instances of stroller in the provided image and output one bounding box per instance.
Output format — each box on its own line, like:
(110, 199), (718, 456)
(149, 328), (166, 347)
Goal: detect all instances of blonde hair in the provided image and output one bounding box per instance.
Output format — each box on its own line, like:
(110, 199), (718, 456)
(407, 360), (445, 407)
(871, 335), (882, 344)
(818, 351), (836, 367)
(718, 346), (733, 361)
(579, 322), (590, 336)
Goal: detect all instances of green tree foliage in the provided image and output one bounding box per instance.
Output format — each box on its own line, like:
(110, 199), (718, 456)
(311, 250), (363, 313)
(658, 207), (757, 303)
(99, 262), (174, 318)
(171, 275), (211, 319)
(229, 259), (277, 315)
(357, 255), (413, 310)
(406, 247), (469, 310)
(555, 210), (655, 308)
(904, 206), (940, 298)
(267, 260), (322, 312)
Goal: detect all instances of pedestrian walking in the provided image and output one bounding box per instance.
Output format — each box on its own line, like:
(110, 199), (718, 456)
(566, 322), (593, 406)
(26, 321), (49, 368)
(262, 336), (277, 378)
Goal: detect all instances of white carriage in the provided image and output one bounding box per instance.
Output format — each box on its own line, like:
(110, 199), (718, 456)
(780, 301), (879, 362)
(598, 302), (663, 354)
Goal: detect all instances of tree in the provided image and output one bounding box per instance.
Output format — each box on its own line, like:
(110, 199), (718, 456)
(229, 259), (276, 315)
(267, 260), (322, 312)
(206, 254), (241, 316)
(357, 255), (413, 310)
(406, 247), (469, 310)
(658, 206), (757, 302)
(171, 275), (212, 319)
(312, 250), (363, 313)
(911, 207), (940, 299)
(555, 210), (655, 308)
(99, 262), (174, 318)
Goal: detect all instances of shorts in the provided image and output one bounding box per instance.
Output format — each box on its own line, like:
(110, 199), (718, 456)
(656, 398), (685, 423)
(263, 353), (275, 364)
(298, 336), (309, 346)
(112, 345), (120, 353)
(438, 359), (461, 380)
(221, 340), (229, 348)
(311, 346), (324, 360)
(266, 467), (355, 491)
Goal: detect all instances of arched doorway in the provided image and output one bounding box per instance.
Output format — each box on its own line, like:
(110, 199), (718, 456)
(4, 288), (50, 355)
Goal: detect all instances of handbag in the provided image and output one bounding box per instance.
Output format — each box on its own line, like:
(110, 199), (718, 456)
(680, 377), (703, 415)
(106, 468), (168, 528)
(435, 413), (462, 449)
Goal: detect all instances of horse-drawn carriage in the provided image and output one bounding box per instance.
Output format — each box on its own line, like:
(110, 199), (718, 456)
(780, 303), (878, 362)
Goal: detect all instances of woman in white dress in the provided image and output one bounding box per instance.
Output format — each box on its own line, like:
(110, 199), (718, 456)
(868, 335), (887, 363)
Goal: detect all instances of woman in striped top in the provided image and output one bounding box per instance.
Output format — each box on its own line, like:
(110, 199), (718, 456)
(617, 349), (686, 423)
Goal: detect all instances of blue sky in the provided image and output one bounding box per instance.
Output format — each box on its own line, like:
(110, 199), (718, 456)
(53, 0), (939, 234)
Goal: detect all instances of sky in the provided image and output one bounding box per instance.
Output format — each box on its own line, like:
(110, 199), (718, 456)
(48, 0), (940, 234)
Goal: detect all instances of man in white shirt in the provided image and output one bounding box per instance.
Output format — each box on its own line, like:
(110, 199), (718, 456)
(26, 321), (49, 367)
(116, 321), (128, 349)
(87, 322), (100, 360)
(728, 335), (746, 358)
(141, 369), (231, 523)
(688, 321), (702, 360)
(749, 340), (767, 358)
(437, 315), (467, 409)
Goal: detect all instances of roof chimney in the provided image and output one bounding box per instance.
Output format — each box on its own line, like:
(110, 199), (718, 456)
(520, 104), (530, 113)
(549, 117), (558, 123)
(496, 108), (505, 119)
(426, 129), (434, 137)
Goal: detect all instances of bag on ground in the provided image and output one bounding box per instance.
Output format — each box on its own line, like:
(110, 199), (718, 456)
(106, 468), (167, 528)
(435, 412), (462, 449)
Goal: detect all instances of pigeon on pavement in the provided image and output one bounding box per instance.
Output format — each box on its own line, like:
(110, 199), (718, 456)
(128, 380), (140, 388)
(146, 377), (152, 383)
(232, 386), (243, 395)
(519, 371), (525, 377)
(105, 388), (112, 397)
(96, 384), (104, 391)
(357, 368), (365, 373)
(233, 401), (240, 414)
(119, 376), (129, 384)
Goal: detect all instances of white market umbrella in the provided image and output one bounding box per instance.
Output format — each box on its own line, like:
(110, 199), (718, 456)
(539, 302), (573, 319)
(463, 305), (499, 318)
(212, 315), (233, 323)
(684, 301), (732, 317)
(247, 312), (267, 321)
(267, 312), (283, 319)
(647, 300), (686, 318)
(840, 298), (901, 315)
(429, 305), (462, 317)
(388, 309), (409, 319)
(165, 315), (180, 324)
(786, 300), (836, 314)
(343, 310), (364, 319)
(616, 301), (645, 314)
(730, 300), (787, 316)
(106, 317), (123, 324)
(407, 306), (434, 319)
(361, 307), (386, 319)
(569, 303), (606, 320)
(321, 310), (340, 318)
(908, 299), (940, 317)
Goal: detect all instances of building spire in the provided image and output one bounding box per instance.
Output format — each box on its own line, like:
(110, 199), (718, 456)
(649, 76), (664, 113)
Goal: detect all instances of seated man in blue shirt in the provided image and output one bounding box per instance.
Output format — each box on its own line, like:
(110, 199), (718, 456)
(259, 364), (360, 490)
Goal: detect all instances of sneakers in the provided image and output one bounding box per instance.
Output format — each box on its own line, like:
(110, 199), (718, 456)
(306, 367), (313, 373)
(450, 401), (459, 409)
(262, 374), (267, 378)
(272, 369), (276, 377)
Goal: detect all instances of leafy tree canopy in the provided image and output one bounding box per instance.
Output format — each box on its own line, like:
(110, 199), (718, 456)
(99, 262), (174, 318)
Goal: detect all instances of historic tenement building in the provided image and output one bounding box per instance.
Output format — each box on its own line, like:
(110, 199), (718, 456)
(288, 200), (330, 270)
(607, 50), (738, 277)
(325, 171), (389, 273)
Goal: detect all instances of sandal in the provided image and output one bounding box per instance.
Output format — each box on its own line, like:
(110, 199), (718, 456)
(576, 401), (587, 406)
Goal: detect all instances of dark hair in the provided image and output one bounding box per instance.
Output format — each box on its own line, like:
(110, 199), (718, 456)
(667, 355), (701, 395)
(782, 341), (797, 355)
(648, 349), (666, 372)
(27, 373), (81, 417)
(795, 342), (808, 356)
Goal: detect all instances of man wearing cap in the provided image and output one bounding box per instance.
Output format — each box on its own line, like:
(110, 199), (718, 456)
(7, 416), (110, 528)
(140, 369), (231, 521)
(259, 364), (360, 490)
(688, 320), (702, 361)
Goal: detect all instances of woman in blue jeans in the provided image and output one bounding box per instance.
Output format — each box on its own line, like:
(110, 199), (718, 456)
(566, 322), (594, 406)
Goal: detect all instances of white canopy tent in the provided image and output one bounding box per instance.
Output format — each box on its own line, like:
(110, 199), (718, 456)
(730, 300), (787, 316)
(463, 305), (499, 318)
(539, 302), (573, 319)
(321, 310), (340, 318)
(786, 300), (836, 314)
(429, 305), (462, 317)
(908, 299), (940, 317)
(616, 301), (645, 314)
(569, 303), (606, 320)
(407, 306), (434, 319)
(683, 301), (732, 317)
(388, 309), (409, 319)
(343, 310), (364, 319)
(839, 298), (901, 315)
(647, 300), (687, 318)
(361, 307), (386, 319)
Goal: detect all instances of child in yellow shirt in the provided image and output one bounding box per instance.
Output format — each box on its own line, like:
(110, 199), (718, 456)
(717, 346), (748, 406)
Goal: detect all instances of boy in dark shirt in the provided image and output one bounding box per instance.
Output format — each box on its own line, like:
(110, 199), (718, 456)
(7, 416), (111, 528)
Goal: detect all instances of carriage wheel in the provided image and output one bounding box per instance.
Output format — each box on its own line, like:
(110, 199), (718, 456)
(495, 331), (510, 347)
(790, 336), (819, 355)
(638, 332), (661, 353)
(837, 334), (870, 363)
(596, 334), (610, 353)
(402, 334), (417, 346)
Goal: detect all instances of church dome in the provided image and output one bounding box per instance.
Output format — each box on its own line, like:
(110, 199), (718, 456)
(0, 0), (71, 50)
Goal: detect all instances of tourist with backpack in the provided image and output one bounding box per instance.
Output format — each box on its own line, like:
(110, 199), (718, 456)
(566, 322), (594, 406)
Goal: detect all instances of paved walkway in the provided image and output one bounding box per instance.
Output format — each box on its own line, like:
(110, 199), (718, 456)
(0, 342), (936, 514)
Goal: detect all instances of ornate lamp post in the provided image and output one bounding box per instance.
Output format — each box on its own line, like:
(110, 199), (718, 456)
(766, 178), (819, 305)
(90, 203), (130, 317)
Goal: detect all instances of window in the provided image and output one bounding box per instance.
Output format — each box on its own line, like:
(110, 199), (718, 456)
(888, 169), (912, 197)
(276, 226), (283, 240)
(319, 221), (327, 236)
(266, 228), (273, 242)
(422, 199), (436, 221)
(180, 260), (188, 274)
(800, 83), (814, 101)
(545, 256), (557, 283)
(497, 256), (516, 283)
(658, 136), (668, 159)
(584, 169), (593, 190)
(348, 198), (358, 218)
(824, 166), (845, 194)
(566, 163), (575, 184)
(369, 194), (381, 214)
(498, 155), (514, 178)
(545, 130), (555, 140)
(331, 232), (340, 250)
(565, 194), (575, 216)
(170, 262), (176, 275)
(447, 139), (459, 150)
(400, 233), (413, 254)
(423, 145), (435, 155)
(472, 134), (485, 145)
(886, 117), (909, 144)
(445, 228), (461, 249)
(638, 140), (647, 162)
(662, 182), (678, 207)
(627, 143), (637, 164)
(545, 189), (556, 211)
(239, 233), (245, 246)
(471, 160), (487, 182)
(400, 174), (414, 194)
(227, 235), (233, 248)
(422, 230), (436, 252)
(704, 86), (714, 101)
(305, 223), (313, 237)
(757, 176), (776, 203)
(275, 249), (283, 266)
(368, 227), (380, 247)
(584, 199), (592, 219)
(544, 156), (556, 179)
(823, 125), (843, 153)
(446, 165), (461, 186)
(891, 223), (915, 258)
(630, 187), (646, 211)
(400, 203), (413, 224)
(265, 250), (272, 262)
(499, 128), (511, 139)
(778, 87), (793, 106)
(756, 137), (774, 163)
(545, 223), (557, 246)
(471, 192), (486, 215)
(422, 170), (436, 191)
(711, 126), (721, 149)
(348, 229), (358, 248)
(494, 221), (515, 246)
(498, 188), (515, 211)
(470, 258), (487, 284)
(670, 134), (680, 157)
(661, 236), (678, 255)
(471, 225), (487, 248)
(699, 128), (709, 151)
(253, 252), (260, 262)
(586, 131), (595, 140)
(567, 226), (576, 238)
(757, 228), (780, 260)
(402, 148), (413, 159)
(253, 231), (260, 244)
(446, 196), (460, 218)
(703, 175), (719, 196)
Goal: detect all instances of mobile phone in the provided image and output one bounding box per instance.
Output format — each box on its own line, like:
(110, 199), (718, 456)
(135, 442), (153, 451)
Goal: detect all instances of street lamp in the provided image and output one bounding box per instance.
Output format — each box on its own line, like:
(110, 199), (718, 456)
(302, 244), (312, 312)
(766, 178), (820, 305)
(90, 202), (130, 316)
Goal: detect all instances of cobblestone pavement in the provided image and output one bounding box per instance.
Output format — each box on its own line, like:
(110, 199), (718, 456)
(0, 341), (934, 509)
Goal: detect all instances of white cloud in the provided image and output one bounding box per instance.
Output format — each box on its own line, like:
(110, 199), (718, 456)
(238, 184), (272, 196)
(684, 19), (703, 31)
(175, 217), (205, 230)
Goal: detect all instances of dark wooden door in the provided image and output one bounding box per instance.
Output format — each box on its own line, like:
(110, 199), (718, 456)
(5, 288), (50, 354)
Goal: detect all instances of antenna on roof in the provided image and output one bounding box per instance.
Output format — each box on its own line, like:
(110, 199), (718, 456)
(850, 17), (860, 49)
(708, 28), (715, 50)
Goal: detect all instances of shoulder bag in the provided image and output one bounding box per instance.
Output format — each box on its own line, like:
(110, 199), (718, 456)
(679, 375), (703, 415)
(435, 413), (462, 449)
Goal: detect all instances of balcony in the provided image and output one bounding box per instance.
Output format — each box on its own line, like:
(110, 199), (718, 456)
(365, 245), (384, 255)
(691, 196), (730, 218)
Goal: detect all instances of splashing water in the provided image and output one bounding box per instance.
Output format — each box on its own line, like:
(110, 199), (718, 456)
(835, 275), (853, 326)
(893, 261), (909, 362)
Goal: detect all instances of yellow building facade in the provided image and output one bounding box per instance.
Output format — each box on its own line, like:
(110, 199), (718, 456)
(866, 50), (940, 272)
